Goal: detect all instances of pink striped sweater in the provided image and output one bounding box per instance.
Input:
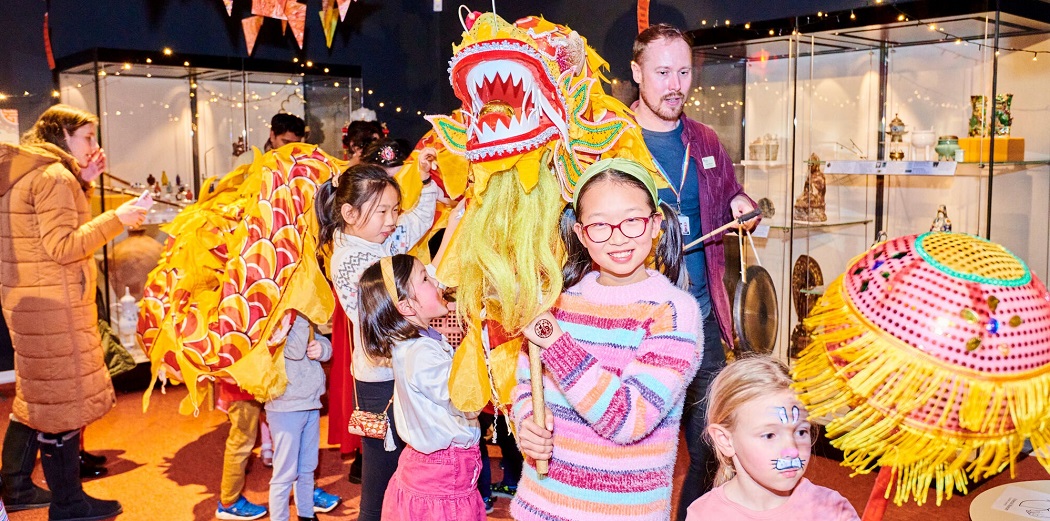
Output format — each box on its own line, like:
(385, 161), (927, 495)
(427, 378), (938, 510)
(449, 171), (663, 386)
(510, 271), (702, 521)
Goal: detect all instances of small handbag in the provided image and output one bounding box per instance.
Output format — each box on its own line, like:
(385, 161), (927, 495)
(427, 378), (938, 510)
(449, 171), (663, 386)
(346, 405), (391, 439)
(345, 315), (394, 440)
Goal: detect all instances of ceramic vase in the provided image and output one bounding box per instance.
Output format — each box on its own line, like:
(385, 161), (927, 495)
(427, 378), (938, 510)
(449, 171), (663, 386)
(969, 95), (986, 137)
(993, 93), (1013, 136)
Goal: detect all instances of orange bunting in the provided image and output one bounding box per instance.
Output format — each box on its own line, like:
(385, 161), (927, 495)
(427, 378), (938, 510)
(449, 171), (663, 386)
(242, 15), (264, 55)
(252, 0), (288, 19)
(285, 1), (306, 48)
(637, 0), (650, 34)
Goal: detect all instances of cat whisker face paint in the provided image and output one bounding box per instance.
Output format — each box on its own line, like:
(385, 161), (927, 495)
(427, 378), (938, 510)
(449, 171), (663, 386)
(719, 391), (815, 495)
(772, 456), (805, 471)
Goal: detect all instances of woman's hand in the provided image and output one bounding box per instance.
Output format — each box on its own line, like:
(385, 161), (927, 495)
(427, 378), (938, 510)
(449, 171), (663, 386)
(114, 200), (147, 229)
(417, 147), (438, 183)
(80, 148), (107, 183)
(518, 406), (554, 462)
(522, 311), (563, 349)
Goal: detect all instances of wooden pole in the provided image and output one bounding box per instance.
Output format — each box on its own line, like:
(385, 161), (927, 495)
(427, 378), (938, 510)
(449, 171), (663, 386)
(529, 340), (548, 476)
(683, 209), (762, 251)
(862, 466), (894, 521)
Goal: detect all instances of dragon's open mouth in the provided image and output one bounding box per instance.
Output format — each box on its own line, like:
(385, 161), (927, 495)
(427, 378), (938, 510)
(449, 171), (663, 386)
(450, 40), (567, 160)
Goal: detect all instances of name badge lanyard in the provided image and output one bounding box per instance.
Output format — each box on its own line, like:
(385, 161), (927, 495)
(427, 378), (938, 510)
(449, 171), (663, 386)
(653, 144), (692, 237)
(653, 143), (690, 213)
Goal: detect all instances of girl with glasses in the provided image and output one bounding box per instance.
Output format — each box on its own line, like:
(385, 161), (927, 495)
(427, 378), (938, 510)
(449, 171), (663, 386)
(510, 158), (703, 520)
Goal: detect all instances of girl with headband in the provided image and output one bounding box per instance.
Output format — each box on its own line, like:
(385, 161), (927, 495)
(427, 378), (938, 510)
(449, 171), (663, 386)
(511, 158), (703, 520)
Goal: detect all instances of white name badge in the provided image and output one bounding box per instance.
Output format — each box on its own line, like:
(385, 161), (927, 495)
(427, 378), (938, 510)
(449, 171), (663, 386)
(701, 156), (716, 169)
(679, 215), (692, 236)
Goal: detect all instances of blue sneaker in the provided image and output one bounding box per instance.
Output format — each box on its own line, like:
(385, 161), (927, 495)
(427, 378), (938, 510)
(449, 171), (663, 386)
(313, 488), (340, 513)
(216, 496), (267, 520)
(483, 496), (496, 514)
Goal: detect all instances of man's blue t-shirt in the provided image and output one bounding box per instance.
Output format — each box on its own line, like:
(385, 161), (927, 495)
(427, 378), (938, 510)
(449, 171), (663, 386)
(642, 125), (713, 318)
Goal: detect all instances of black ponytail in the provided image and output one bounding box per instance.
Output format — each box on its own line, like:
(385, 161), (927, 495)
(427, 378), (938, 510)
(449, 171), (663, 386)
(653, 201), (686, 289)
(560, 203), (593, 288)
(314, 178), (339, 256)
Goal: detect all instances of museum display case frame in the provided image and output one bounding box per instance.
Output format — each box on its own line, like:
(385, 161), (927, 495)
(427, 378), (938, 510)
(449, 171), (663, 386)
(54, 48), (362, 317)
(686, 0), (1050, 362)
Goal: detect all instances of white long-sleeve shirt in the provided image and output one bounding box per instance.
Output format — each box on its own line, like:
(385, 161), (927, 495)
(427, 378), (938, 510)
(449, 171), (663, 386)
(390, 332), (481, 454)
(329, 182), (440, 382)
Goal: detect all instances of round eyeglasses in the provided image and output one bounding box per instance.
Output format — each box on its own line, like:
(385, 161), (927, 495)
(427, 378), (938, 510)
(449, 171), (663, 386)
(580, 214), (658, 243)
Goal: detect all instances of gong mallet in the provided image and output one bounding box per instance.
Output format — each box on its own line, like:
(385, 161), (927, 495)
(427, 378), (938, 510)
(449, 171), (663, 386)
(683, 208), (762, 251)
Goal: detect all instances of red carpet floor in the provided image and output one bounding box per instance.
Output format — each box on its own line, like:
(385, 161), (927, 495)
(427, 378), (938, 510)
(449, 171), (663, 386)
(1, 383), (1047, 520)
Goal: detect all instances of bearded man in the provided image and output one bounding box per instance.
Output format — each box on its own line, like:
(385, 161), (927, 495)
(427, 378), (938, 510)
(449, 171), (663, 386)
(631, 23), (759, 520)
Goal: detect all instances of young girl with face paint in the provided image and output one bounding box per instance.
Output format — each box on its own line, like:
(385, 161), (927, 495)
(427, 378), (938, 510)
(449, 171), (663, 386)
(686, 357), (859, 520)
(512, 158), (702, 521)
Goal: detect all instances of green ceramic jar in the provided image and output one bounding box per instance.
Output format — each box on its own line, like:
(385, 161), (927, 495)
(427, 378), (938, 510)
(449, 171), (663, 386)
(935, 135), (960, 161)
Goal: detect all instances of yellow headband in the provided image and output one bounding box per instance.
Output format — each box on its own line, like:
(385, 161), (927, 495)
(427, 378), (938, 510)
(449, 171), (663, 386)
(380, 257), (399, 303)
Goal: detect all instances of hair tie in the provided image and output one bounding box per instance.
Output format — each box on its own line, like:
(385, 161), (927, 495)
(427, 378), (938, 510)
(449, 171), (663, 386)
(380, 257), (399, 303)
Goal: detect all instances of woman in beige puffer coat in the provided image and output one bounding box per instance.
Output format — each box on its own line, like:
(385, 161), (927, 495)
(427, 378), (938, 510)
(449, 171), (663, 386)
(0, 104), (146, 520)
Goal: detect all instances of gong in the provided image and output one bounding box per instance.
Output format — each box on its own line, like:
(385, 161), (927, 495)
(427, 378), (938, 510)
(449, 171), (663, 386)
(733, 264), (778, 355)
(789, 255), (823, 359)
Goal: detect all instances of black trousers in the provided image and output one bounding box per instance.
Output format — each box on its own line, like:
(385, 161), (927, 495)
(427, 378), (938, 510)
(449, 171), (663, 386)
(355, 379), (404, 521)
(677, 312), (726, 520)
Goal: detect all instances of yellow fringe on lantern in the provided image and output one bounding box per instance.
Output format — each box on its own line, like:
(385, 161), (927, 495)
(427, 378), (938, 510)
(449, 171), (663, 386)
(791, 275), (1050, 506)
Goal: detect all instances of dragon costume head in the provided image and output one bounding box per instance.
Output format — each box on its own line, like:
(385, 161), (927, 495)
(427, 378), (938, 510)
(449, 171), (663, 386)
(425, 12), (656, 202)
(402, 12), (662, 413)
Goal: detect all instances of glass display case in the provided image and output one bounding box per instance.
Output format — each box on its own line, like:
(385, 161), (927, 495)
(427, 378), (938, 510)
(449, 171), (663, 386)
(687, 0), (1050, 362)
(58, 48), (362, 194)
(55, 48), (361, 318)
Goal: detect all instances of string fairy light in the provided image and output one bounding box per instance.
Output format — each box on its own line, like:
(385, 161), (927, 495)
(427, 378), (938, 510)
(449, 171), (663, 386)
(723, 1), (1050, 62)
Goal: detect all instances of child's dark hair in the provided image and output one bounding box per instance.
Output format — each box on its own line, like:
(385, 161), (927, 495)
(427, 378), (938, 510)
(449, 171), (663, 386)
(561, 169), (684, 288)
(271, 113), (307, 139)
(315, 163), (401, 254)
(359, 254), (420, 359)
(362, 138), (409, 168)
(343, 120), (383, 154)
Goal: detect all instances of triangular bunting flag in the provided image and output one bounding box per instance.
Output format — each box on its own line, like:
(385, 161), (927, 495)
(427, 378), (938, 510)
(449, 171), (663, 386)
(252, 0), (288, 20)
(285, 1), (307, 49)
(242, 15), (264, 55)
(337, 0), (352, 22)
(321, 0), (332, 11)
(224, 0), (234, 16)
(320, 8), (339, 48)
(282, 19), (288, 35)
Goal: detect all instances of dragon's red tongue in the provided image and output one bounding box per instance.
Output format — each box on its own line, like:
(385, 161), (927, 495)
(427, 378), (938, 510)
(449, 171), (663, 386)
(477, 111), (511, 131)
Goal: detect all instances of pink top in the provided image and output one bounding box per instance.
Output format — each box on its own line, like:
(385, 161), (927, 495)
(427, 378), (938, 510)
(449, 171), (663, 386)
(685, 479), (859, 521)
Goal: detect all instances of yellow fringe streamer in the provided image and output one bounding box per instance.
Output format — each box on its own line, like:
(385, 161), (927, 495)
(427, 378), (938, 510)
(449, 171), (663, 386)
(792, 275), (1050, 506)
